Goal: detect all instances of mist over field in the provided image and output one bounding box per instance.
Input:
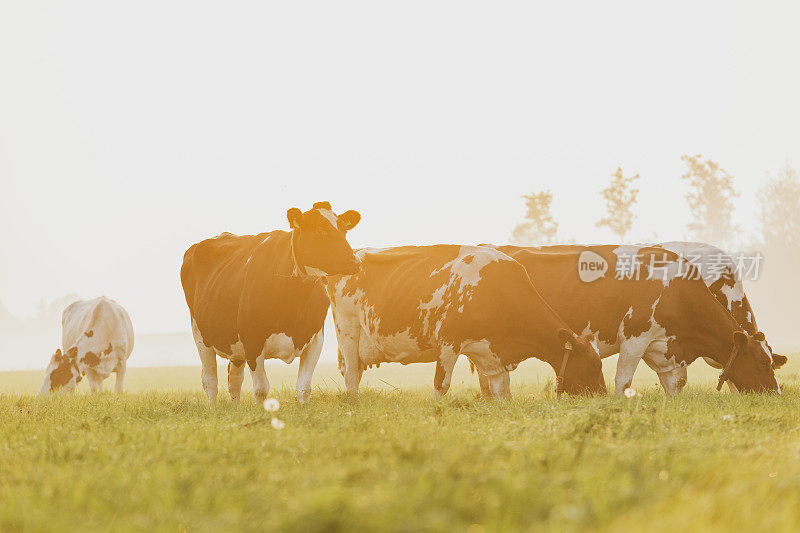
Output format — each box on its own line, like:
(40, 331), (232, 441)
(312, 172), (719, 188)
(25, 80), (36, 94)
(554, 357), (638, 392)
(2, 1), (799, 373)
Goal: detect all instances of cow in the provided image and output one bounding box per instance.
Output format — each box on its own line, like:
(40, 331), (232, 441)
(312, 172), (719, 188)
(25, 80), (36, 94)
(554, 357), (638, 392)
(468, 245), (780, 395)
(324, 245), (606, 399)
(180, 202), (361, 404)
(40, 296), (134, 394)
(657, 241), (787, 388)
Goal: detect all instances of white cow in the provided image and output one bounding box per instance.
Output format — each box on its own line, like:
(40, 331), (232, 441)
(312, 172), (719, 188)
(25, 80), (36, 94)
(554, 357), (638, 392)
(40, 296), (134, 393)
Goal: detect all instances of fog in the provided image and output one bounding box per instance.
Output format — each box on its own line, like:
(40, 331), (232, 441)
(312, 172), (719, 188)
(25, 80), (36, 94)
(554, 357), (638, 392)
(1, 2), (799, 370)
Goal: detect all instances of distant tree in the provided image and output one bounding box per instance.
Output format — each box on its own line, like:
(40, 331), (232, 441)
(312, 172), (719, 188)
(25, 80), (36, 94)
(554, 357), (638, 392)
(681, 154), (739, 248)
(511, 190), (558, 245)
(33, 293), (81, 328)
(596, 167), (639, 241)
(757, 164), (800, 248)
(747, 164), (800, 342)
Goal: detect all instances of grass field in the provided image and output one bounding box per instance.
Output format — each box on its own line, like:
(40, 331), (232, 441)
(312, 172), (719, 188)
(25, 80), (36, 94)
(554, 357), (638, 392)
(2, 355), (800, 532)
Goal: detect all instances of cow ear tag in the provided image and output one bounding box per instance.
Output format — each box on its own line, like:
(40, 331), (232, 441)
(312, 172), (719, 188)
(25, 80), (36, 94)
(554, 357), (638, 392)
(564, 342), (573, 350)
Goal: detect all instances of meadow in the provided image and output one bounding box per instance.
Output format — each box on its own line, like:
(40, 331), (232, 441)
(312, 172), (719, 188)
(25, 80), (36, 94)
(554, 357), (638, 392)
(2, 355), (800, 532)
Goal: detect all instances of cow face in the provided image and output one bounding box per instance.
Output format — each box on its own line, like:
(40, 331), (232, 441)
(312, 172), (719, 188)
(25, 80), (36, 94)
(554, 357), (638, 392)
(556, 329), (607, 395)
(286, 201), (361, 276)
(727, 331), (780, 392)
(40, 348), (82, 394)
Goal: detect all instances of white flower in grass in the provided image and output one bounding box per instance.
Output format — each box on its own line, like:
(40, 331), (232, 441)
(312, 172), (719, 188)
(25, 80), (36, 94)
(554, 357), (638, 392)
(271, 417), (285, 430)
(722, 414), (733, 422)
(623, 388), (636, 398)
(263, 398), (280, 412)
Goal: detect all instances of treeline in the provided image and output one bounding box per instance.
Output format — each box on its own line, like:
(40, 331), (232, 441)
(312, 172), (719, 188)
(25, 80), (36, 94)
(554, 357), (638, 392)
(512, 156), (800, 343)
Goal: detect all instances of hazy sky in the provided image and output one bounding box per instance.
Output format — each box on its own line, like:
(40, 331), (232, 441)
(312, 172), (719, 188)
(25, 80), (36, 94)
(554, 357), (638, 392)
(1, 1), (799, 333)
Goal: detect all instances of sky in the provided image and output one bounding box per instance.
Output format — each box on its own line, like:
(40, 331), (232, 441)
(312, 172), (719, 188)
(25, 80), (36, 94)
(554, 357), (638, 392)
(1, 1), (799, 335)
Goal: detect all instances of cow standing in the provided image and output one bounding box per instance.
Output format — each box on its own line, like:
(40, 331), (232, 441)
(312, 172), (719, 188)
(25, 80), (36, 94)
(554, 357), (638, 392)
(477, 245), (781, 395)
(325, 245), (606, 398)
(180, 202), (361, 404)
(40, 296), (134, 393)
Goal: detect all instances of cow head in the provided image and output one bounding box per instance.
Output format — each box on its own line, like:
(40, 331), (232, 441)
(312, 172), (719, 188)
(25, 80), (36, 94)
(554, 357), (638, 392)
(724, 331), (781, 392)
(555, 329), (607, 395)
(287, 201), (361, 277)
(753, 331), (788, 370)
(40, 348), (82, 394)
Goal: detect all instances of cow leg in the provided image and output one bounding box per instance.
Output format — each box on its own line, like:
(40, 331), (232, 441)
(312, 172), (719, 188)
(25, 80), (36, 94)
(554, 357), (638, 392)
(485, 372), (511, 400)
(642, 345), (682, 396)
(344, 364), (363, 395)
(477, 371), (491, 397)
(197, 346), (218, 403)
(114, 358), (127, 393)
(434, 350), (458, 397)
(476, 370), (511, 397)
(86, 369), (104, 393)
(335, 347), (362, 394)
(228, 360), (245, 403)
(332, 316), (362, 395)
(249, 355), (270, 404)
(615, 342), (645, 395)
(297, 330), (323, 404)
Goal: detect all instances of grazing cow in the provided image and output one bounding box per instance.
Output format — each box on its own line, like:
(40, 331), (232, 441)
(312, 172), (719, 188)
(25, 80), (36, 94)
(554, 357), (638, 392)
(657, 241), (787, 387)
(40, 296), (134, 394)
(180, 202), (361, 404)
(475, 245), (780, 395)
(324, 245), (606, 399)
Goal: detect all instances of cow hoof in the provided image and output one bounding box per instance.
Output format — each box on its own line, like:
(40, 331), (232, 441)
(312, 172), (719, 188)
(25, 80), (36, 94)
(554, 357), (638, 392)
(297, 389), (311, 404)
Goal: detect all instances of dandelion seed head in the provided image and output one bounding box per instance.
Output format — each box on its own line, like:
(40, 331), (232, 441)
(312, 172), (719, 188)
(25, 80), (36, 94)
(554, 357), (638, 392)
(263, 398), (280, 412)
(624, 388), (636, 398)
(270, 417), (285, 430)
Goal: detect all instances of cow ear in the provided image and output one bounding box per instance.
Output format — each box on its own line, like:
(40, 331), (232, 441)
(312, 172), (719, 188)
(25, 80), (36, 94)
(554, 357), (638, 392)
(312, 201), (332, 210)
(772, 354), (788, 369)
(732, 331), (748, 352)
(287, 208), (303, 229)
(338, 210), (361, 231)
(557, 328), (574, 349)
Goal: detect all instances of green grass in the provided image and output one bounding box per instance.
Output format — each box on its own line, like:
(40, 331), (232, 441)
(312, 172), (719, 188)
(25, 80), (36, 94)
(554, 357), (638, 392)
(2, 356), (800, 532)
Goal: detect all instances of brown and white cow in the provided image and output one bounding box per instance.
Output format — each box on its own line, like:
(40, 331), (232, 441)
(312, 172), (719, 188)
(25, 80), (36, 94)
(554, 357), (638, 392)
(324, 245), (606, 399)
(180, 202), (361, 404)
(41, 296), (134, 393)
(657, 241), (787, 387)
(472, 245), (780, 395)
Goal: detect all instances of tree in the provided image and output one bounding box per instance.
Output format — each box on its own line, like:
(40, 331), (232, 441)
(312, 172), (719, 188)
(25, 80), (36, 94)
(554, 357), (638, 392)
(746, 164), (800, 342)
(596, 167), (639, 241)
(757, 164), (800, 248)
(511, 190), (558, 245)
(681, 154), (739, 248)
